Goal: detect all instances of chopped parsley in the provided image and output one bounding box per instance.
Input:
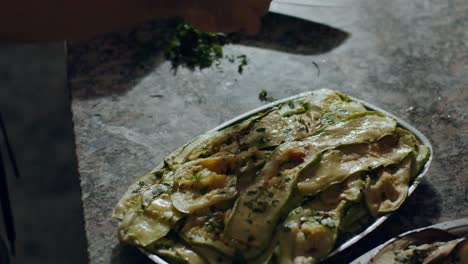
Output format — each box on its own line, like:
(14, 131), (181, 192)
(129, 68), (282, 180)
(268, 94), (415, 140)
(300, 101), (311, 111)
(237, 55), (248, 74)
(191, 173), (202, 182)
(132, 181), (148, 193)
(134, 21), (248, 73)
(321, 114), (336, 125)
(243, 188), (278, 213)
(259, 89), (275, 102)
(151, 184), (168, 198)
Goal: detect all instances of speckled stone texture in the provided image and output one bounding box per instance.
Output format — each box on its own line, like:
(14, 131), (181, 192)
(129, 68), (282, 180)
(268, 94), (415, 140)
(69, 1), (468, 263)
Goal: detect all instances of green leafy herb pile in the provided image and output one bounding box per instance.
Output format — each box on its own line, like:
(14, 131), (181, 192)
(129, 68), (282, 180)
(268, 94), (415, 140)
(164, 23), (233, 70)
(136, 22), (249, 73)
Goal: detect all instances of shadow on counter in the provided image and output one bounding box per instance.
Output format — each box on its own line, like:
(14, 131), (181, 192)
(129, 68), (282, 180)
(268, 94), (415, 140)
(68, 13), (349, 100)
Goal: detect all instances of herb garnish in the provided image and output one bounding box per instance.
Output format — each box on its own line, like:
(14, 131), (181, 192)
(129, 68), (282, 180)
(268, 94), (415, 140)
(135, 22), (249, 73)
(321, 114), (336, 125)
(259, 89), (275, 102)
(237, 55), (248, 74)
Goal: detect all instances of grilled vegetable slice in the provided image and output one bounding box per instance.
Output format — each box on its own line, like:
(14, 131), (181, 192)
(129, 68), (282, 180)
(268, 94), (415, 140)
(340, 173), (366, 202)
(171, 149), (267, 214)
(364, 155), (413, 217)
(240, 89), (367, 149)
(423, 238), (464, 263)
(297, 131), (414, 196)
(170, 158), (237, 214)
(118, 193), (182, 247)
(113, 170), (165, 220)
(414, 142), (430, 177)
(112, 89), (431, 263)
(225, 141), (319, 259)
(370, 228), (458, 264)
(149, 239), (207, 264)
(165, 112), (268, 167)
(181, 210), (234, 256)
(304, 112), (396, 151)
(278, 199), (346, 264)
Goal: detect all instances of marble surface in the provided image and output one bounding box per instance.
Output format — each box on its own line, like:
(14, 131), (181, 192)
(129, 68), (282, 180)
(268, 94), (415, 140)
(69, 0), (468, 263)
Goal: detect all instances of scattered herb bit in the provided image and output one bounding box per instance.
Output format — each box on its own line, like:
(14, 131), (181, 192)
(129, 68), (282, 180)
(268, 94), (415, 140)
(204, 217), (224, 232)
(244, 188), (277, 213)
(321, 114), (336, 125)
(151, 185), (167, 198)
(300, 214), (337, 228)
(256, 127), (266, 133)
(191, 173), (202, 182)
(132, 181), (148, 193)
(288, 101), (295, 109)
(259, 89), (275, 102)
(336, 92), (352, 102)
(205, 223), (214, 232)
(226, 54), (236, 63)
(237, 55), (248, 74)
(300, 101), (311, 111)
(312, 61), (320, 76)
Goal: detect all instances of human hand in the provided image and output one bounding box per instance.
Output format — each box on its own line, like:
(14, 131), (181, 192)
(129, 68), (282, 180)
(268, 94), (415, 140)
(178, 0), (271, 34)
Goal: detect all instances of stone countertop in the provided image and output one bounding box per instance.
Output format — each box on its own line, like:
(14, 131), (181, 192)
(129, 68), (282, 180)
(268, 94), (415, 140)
(68, 1), (468, 263)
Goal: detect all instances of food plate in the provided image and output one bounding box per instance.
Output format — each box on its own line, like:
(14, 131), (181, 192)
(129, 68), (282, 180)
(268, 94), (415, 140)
(117, 90), (433, 264)
(350, 218), (468, 264)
